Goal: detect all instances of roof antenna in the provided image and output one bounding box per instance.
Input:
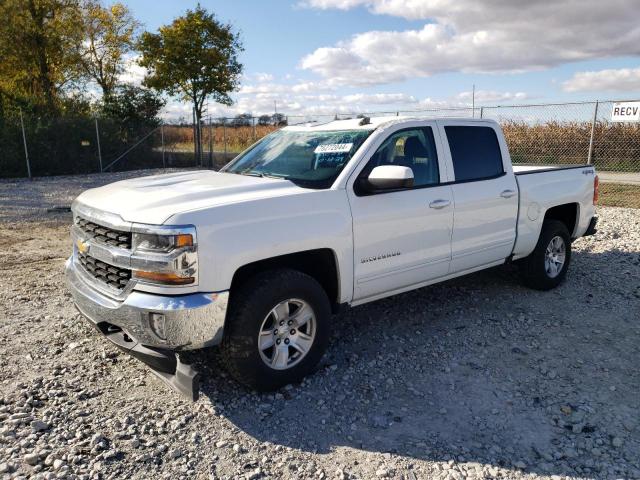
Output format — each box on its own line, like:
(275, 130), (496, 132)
(359, 116), (371, 126)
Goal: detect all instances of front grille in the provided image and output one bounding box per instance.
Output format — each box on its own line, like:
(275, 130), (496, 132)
(76, 217), (132, 249)
(78, 252), (131, 291)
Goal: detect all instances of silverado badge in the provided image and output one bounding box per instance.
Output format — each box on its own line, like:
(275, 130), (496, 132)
(361, 251), (401, 264)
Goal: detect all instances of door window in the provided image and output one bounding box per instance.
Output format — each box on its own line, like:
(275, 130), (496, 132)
(358, 127), (440, 191)
(445, 126), (503, 182)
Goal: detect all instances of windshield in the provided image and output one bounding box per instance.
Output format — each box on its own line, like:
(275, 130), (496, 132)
(223, 129), (373, 189)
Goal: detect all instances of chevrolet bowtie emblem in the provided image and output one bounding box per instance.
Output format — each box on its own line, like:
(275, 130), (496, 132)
(76, 238), (90, 254)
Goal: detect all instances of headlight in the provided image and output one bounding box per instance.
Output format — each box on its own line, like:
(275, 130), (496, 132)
(131, 227), (198, 286)
(133, 232), (193, 253)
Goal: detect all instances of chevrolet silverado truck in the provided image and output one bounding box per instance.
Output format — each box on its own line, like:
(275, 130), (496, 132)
(65, 117), (599, 399)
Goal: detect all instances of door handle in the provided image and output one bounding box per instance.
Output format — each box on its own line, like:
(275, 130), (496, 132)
(500, 189), (517, 199)
(429, 199), (451, 209)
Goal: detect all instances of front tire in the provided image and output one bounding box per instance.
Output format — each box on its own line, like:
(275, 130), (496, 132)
(520, 219), (572, 290)
(220, 269), (331, 391)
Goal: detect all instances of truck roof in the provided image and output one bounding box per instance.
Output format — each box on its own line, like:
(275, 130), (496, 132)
(284, 116), (493, 131)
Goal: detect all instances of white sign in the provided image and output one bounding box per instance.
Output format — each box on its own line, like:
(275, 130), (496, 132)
(611, 102), (640, 122)
(314, 143), (353, 154)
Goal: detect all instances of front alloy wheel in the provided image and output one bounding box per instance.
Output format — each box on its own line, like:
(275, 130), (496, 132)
(258, 299), (317, 370)
(221, 269), (331, 391)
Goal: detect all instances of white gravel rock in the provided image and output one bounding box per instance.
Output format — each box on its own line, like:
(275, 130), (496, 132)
(0, 173), (639, 480)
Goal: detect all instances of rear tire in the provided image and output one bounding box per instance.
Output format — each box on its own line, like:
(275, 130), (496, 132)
(220, 269), (331, 391)
(520, 219), (571, 291)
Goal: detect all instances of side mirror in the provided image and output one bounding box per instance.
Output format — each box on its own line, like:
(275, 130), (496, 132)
(366, 165), (414, 191)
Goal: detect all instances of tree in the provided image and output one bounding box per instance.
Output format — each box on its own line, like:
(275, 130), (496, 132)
(232, 113), (252, 127)
(78, 1), (140, 100)
(272, 113), (287, 126)
(138, 5), (242, 158)
(258, 114), (271, 126)
(101, 84), (164, 126)
(0, 0), (85, 114)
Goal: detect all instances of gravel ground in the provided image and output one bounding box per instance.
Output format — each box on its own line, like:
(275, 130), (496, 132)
(1, 171), (639, 480)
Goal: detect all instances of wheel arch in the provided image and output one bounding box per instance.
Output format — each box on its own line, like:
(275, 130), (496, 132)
(229, 249), (342, 313)
(543, 203), (579, 238)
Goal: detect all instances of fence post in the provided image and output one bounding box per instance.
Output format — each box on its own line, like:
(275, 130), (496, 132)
(198, 119), (203, 167)
(192, 107), (198, 166)
(252, 116), (256, 140)
(19, 109), (32, 180)
(94, 117), (103, 172)
(208, 117), (213, 168)
(160, 123), (166, 169)
(480, 107), (484, 119)
(223, 120), (227, 157)
(587, 101), (599, 165)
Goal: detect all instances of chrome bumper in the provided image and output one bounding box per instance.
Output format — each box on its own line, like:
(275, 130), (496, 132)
(65, 257), (228, 350)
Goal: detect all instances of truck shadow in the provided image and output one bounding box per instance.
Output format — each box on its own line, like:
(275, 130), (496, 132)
(196, 247), (640, 479)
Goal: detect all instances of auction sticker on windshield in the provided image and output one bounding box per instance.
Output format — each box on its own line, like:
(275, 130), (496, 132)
(314, 143), (353, 154)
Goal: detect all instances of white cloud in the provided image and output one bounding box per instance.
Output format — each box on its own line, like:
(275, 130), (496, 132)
(342, 93), (417, 104)
(238, 79), (336, 95)
(160, 83), (528, 120)
(253, 72), (274, 82)
(562, 67), (640, 92)
(456, 90), (529, 104)
(300, 0), (640, 86)
(118, 55), (146, 85)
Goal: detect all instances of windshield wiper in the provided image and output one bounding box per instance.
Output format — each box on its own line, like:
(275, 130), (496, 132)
(242, 170), (286, 180)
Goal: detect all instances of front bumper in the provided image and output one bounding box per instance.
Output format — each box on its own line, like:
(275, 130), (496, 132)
(65, 257), (228, 350)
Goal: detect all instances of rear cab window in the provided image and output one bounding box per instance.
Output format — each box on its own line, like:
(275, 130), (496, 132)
(444, 126), (504, 182)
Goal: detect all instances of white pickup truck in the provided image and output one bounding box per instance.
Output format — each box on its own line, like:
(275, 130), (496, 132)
(65, 116), (599, 398)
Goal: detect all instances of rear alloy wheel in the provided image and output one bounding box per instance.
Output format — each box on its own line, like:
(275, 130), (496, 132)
(221, 269), (330, 391)
(520, 219), (572, 290)
(544, 235), (566, 279)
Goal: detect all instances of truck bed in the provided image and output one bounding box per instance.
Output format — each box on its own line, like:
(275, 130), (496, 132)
(511, 163), (596, 260)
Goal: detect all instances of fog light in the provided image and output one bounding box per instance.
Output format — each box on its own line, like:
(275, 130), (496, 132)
(149, 313), (166, 341)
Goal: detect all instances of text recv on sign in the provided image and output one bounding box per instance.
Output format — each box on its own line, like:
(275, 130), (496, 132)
(611, 102), (640, 122)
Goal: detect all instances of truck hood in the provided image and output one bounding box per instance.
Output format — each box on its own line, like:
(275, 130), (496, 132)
(74, 170), (306, 225)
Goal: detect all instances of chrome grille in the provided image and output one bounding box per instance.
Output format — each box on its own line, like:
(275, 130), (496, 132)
(75, 217), (132, 249)
(78, 252), (131, 291)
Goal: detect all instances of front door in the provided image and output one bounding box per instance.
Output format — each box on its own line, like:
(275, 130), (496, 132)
(348, 124), (454, 301)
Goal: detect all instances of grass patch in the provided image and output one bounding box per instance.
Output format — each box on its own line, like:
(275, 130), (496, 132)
(599, 183), (640, 208)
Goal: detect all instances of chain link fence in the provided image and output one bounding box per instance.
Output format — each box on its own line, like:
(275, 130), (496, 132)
(1, 99), (639, 207)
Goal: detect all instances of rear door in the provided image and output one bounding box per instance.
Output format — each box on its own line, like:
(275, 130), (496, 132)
(437, 121), (518, 273)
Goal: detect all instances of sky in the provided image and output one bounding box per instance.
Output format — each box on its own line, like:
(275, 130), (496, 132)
(122, 0), (640, 120)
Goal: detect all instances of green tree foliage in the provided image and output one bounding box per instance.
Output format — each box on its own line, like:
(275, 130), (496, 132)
(101, 84), (165, 131)
(0, 0), (85, 114)
(138, 5), (243, 125)
(78, 1), (140, 100)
